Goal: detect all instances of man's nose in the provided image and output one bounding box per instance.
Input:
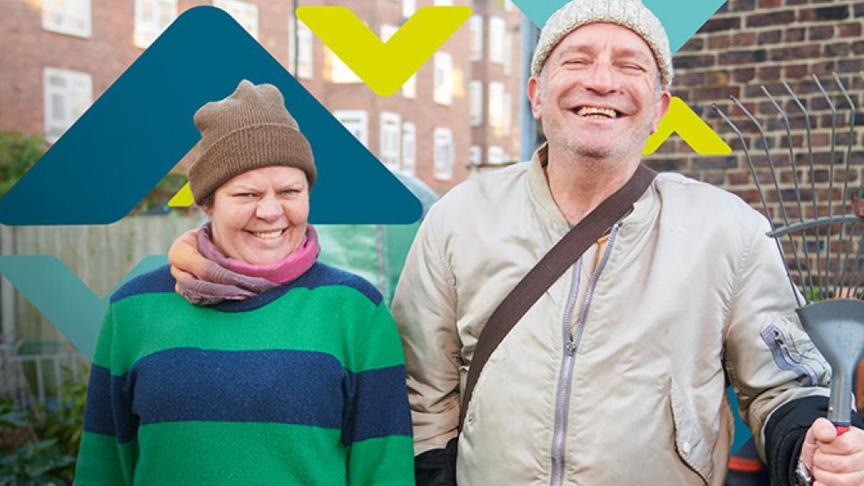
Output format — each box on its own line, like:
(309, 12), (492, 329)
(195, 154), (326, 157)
(583, 62), (616, 94)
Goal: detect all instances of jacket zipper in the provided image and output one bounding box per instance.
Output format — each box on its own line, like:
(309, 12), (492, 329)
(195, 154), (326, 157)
(549, 223), (621, 486)
(759, 324), (819, 386)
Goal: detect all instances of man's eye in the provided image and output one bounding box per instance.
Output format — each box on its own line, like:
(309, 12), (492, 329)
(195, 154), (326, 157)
(281, 189), (301, 195)
(234, 193), (256, 198)
(564, 59), (587, 66)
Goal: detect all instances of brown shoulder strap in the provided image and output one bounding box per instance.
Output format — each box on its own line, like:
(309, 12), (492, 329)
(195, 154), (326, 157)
(458, 164), (657, 429)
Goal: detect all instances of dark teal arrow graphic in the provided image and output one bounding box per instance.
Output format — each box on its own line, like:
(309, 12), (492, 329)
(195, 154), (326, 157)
(0, 6), (421, 225)
(0, 255), (166, 358)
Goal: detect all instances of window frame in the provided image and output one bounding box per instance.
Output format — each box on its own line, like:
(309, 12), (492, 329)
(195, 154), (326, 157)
(334, 110), (369, 147)
(433, 52), (453, 106)
(433, 127), (454, 180)
(134, 0), (177, 48)
(488, 16), (506, 64)
(213, 0), (259, 39)
(43, 67), (93, 143)
(42, 0), (92, 38)
(402, 122), (416, 175)
(469, 81), (483, 126)
(379, 112), (402, 170)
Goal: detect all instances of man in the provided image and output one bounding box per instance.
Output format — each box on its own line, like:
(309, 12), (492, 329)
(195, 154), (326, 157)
(392, 0), (864, 484)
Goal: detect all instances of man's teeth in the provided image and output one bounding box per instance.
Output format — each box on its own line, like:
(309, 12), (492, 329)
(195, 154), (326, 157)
(252, 230), (284, 239)
(576, 106), (617, 118)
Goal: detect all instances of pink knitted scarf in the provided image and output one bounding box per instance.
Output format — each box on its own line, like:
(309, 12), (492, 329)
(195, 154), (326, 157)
(170, 224), (320, 305)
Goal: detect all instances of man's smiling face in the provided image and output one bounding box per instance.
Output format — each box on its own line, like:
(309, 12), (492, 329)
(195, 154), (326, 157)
(528, 22), (670, 161)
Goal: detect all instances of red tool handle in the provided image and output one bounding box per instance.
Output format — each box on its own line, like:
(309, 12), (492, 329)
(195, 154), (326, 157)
(836, 424), (850, 435)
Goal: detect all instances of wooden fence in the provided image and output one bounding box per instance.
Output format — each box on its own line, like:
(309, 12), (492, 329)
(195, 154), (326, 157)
(0, 213), (204, 344)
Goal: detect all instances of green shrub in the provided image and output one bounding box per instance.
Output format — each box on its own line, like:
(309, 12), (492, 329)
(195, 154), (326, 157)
(0, 132), (46, 198)
(0, 372), (88, 484)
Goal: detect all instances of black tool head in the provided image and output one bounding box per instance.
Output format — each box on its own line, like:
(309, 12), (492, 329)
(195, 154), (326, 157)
(797, 300), (864, 424)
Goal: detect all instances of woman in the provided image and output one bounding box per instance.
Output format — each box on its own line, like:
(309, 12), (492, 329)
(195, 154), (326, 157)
(74, 80), (414, 485)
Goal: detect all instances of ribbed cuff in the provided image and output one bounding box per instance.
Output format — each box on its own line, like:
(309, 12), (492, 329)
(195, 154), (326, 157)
(764, 395), (864, 486)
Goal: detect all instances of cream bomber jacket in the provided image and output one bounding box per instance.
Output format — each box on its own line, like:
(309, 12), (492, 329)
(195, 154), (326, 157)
(392, 144), (831, 485)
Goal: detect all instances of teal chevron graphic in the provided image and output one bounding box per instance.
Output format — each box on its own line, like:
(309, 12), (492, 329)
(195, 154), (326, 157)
(0, 6), (421, 225)
(727, 386), (749, 454)
(0, 255), (166, 358)
(511, 0), (726, 52)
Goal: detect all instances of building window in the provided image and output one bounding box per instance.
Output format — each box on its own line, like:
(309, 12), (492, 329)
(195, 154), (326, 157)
(489, 17), (505, 64)
(380, 112), (402, 170)
(434, 52), (453, 105)
(134, 0), (177, 48)
(434, 128), (454, 180)
(488, 145), (505, 165)
(334, 110), (368, 147)
(213, 0), (258, 39)
(489, 82), (505, 128)
(469, 145), (481, 166)
(503, 32), (513, 74)
(402, 123), (416, 175)
(43, 67), (92, 143)
(297, 20), (314, 79)
(402, 74), (417, 99)
(469, 15), (483, 61)
(288, 16), (296, 75)
(469, 81), (483, 126)
(42, 0), (91, 38)
(329, 49), (360, 83)
(504, 91), (512, 133)
(381, 23), (398, 42)
(403, 0), (416, 18)
(394, 22), (412, 98)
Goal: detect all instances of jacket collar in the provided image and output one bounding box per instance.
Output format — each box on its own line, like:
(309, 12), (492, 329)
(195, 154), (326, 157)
(525, 142), (658, 236)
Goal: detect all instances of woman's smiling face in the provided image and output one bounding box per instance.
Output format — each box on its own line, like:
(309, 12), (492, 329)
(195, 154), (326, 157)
(204, 166), (310, 265)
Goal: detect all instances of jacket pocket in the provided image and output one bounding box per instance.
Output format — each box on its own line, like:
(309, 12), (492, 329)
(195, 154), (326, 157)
(759, 322), (823, 386)
(669, 377), (713, 485)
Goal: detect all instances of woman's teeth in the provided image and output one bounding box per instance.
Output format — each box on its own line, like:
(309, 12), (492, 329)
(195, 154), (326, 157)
(252, 229), (284, 239)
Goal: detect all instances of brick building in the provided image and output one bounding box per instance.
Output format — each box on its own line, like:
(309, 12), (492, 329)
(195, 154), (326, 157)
(468, 0), (523, 168)
(0, 0), (524, 195)
(646, 0), (864, 289)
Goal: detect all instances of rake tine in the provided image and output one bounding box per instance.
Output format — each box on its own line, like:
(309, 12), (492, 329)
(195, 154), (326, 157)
(813, 74), (840, 297)
(713, 102), (804, 307)
(731, 95), (808, 306)
(845, 72), (864, 299)
(830, 73), (858, 295)
(784, 80), (824, 298)
(859, 71), (864, 202)
(851, 229), (864, 300)
(763, 85), (817, 297)
(853, 72), (864, 300)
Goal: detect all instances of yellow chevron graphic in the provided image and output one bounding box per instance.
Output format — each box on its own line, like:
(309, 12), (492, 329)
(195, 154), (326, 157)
(167, 182), (194, 208)
(643, 96), (732, 155)
(296, 6), (472, 96)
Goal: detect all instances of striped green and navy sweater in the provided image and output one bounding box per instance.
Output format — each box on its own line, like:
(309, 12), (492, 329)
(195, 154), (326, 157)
(74, 262), (414, 486)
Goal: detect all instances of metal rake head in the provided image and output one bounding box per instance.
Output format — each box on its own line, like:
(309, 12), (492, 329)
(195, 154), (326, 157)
(712, 72), (862, 306)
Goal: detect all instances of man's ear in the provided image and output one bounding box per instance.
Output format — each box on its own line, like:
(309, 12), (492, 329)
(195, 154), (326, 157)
(527, 76), (543, 121)
(651, 91), (672, 134)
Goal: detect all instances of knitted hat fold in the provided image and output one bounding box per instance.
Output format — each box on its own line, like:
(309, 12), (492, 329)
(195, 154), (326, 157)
(531, 0), (673, 89)
(189, 80), (317, 205)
